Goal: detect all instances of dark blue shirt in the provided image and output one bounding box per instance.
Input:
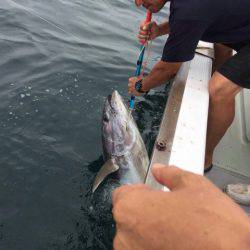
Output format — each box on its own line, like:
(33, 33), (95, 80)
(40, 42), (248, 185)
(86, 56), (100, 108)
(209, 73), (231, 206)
(162, 0), (250, 62)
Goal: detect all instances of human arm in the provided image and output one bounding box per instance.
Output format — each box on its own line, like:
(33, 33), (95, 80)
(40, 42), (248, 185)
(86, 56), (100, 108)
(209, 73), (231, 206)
(112, 164), (250, 250)
(129, 20), (209, 95)
(128, 60), (181, 95)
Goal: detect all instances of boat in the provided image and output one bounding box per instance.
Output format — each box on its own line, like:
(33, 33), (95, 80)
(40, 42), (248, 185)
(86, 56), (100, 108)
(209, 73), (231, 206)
(145, 41), (250, 214)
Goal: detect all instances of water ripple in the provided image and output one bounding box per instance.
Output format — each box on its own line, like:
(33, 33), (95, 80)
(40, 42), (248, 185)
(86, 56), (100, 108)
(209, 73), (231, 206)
(0, 0), (169, 249)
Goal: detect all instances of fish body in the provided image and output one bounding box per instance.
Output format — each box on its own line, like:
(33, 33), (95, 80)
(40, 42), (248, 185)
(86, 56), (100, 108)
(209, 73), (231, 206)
(92, 91), (149, 192)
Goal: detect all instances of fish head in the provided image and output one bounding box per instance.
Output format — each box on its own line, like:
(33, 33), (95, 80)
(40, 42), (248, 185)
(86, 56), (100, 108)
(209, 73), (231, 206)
(102, 91), (133, 158)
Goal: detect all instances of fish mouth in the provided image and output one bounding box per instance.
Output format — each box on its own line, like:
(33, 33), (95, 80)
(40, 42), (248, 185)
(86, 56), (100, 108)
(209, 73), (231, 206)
(105, 91), (128, 117)
(107, 94), (115, 111)
(107, 94), (112, 107)
(107, 91), (119, 110)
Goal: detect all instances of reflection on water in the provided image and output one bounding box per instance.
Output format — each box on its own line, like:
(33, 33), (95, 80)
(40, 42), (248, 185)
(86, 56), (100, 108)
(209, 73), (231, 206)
(65, 156), (117, 250)
(0, 0), (169, 249)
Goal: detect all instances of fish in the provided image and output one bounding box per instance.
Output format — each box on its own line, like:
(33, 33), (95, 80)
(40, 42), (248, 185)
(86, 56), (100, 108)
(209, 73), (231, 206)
(92, 90), (149, 192)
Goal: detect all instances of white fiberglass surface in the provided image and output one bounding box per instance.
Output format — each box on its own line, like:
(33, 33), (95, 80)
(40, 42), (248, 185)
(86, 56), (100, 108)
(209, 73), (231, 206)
(169, 54), (211, 175)
(213, 91), (250, 177)
(243, 89), (250, 142)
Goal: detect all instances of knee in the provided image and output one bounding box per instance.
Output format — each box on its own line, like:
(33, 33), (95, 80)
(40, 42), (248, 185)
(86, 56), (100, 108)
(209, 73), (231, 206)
(208, 73), (241, 103)
(209, 79), (226, 102)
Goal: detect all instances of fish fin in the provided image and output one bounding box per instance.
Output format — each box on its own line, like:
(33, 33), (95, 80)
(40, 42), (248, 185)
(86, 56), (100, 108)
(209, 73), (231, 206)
(92, 159), (119, 193)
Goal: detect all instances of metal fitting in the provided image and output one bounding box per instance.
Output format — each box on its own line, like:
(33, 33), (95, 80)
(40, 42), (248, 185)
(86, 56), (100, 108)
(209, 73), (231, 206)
(156, 140), (166, 151)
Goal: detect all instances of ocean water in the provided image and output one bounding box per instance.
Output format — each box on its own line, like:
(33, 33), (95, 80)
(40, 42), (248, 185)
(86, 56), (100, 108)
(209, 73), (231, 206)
(0, 1), (169, 249)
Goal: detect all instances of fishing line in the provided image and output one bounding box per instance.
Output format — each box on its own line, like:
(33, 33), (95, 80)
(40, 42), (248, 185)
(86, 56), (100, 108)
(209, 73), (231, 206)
(8, 0), (83, 43)
(141, 40), (152, 76)
(127, 38), (152, 126)
(9, 0), (153, 67)
(137, 45), (146, 60)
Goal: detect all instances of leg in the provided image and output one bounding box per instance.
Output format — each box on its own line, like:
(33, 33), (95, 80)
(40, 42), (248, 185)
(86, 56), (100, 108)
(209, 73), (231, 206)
(205, 72), (242, 169)
(213, 43), (233, 73)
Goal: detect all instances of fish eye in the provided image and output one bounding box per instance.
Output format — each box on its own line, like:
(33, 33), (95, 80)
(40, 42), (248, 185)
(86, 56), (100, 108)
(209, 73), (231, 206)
(111, 109), (116, 115)
(103, 115), (109, 123)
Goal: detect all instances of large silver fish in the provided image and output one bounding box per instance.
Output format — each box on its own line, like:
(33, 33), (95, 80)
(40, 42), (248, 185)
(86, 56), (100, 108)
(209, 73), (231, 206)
(92, 91), (149, 192)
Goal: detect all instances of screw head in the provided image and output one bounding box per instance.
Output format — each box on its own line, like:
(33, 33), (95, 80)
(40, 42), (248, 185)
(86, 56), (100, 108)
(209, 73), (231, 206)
(156, 140), (166, 151)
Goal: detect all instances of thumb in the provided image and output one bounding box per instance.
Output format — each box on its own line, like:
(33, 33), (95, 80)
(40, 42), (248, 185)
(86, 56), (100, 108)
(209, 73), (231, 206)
(152, 164), (189, 191)
(142, 21), (154, 31)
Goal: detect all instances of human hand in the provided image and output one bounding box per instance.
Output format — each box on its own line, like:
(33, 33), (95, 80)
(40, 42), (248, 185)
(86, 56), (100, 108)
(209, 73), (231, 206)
(128, 76), (143, 96)
(138, 21), (160, 44)
(135, 0), (167, 13)
(112, 164), (250, 250)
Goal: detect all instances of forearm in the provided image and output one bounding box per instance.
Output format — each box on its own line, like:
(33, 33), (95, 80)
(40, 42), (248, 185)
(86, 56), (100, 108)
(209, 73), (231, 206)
(158, 21), (169, 36)
(142, 61), (181, 92)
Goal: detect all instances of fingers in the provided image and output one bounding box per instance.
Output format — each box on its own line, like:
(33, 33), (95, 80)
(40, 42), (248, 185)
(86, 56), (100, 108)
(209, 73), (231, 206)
(128, 76), (143, 96)
(152, 164), (191, 191)
(128, 82), (138, 95)
(139, 21), (151, 33)
(128, 78), (134, 94)
(138, 34), (149, 44)
(138, 22), (152, 43)
(112, 184), (152, 229)
(112, 184), (150, 205)
(113, 233), (128, 250)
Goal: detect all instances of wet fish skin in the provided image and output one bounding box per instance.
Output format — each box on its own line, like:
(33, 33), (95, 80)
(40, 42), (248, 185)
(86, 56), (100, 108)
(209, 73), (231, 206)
(92, 91), (149, 192)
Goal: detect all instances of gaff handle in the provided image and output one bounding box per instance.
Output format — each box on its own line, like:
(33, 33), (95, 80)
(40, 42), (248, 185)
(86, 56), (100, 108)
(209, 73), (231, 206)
(145, 11), (152, 23)
(142, 11), (152, 45)
(129, 11), (152, 110)
(135, 10), (152, 76)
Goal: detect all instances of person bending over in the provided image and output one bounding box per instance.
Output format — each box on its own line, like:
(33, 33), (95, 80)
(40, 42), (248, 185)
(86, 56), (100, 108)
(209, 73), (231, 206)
(128, 0), (250, 173)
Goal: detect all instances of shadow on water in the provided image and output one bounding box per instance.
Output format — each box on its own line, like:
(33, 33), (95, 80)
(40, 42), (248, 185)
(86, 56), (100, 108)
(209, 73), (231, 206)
(63, 156), (118, 250)
(0, 1), (172, 249)
(135, 83), (172, 156)
(65, 85), (171, 250)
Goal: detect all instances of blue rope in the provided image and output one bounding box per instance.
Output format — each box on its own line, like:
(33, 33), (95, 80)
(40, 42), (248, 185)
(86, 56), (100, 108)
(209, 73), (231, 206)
(129, 45), (146, 110)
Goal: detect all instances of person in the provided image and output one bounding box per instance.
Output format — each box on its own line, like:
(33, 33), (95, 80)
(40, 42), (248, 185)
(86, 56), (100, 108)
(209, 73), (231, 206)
(128, 0), (250, 172)
(112, 1), (250, 248)
(112, 164), (250, 249)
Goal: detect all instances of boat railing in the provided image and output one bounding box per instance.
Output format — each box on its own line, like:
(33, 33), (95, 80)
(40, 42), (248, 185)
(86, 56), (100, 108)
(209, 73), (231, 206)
(145, 42), (213, 190)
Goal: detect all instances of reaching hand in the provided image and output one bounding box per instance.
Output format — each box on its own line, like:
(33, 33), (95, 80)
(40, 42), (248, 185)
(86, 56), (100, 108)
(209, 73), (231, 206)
(128, 76), (144, 96)
(138, 21), (160, 44)
(112, 164), (250, 250)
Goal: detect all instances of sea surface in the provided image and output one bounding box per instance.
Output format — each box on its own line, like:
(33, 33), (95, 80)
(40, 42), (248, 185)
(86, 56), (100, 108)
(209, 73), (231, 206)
(0, 1), (169, 249)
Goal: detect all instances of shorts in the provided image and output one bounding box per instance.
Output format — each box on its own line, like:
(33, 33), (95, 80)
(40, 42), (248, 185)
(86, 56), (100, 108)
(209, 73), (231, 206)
(218, 44), (250, 89)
